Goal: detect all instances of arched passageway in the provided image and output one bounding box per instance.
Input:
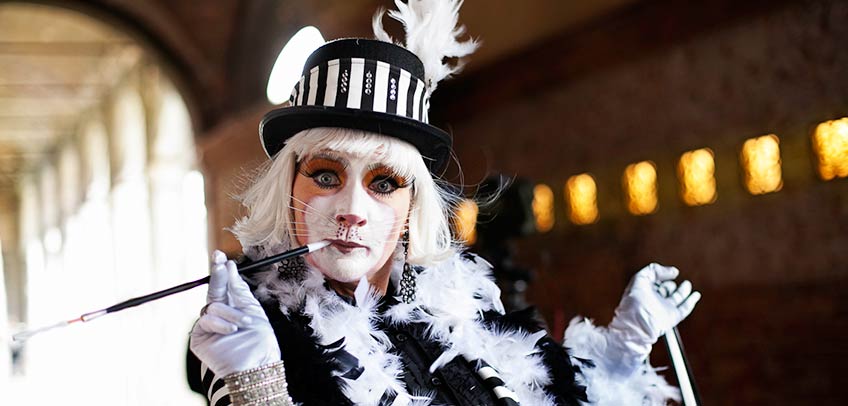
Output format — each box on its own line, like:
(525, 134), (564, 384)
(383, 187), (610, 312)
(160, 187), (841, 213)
(0, 3), (208, 404)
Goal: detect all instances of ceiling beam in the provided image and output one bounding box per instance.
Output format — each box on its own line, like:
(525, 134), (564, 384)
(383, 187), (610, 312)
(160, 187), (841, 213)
(0, 41), (133, 56)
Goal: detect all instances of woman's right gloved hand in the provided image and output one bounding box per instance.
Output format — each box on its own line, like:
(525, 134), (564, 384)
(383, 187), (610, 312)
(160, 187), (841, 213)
(189, 250), (281, 377)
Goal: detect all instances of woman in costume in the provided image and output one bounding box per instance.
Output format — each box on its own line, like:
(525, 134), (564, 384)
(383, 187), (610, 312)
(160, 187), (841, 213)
(188, 1), (701, 405)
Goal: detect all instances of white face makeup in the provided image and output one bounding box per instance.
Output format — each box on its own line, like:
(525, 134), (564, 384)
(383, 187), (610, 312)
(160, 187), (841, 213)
(291, 150), (413, 284)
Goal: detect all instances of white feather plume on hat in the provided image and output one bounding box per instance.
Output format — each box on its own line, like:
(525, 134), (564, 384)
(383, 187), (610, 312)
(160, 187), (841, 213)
(372, 0), (479, 94)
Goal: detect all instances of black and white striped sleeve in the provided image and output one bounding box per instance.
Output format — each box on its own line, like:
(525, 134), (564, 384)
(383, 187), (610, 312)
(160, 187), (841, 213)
(199, 361), (231, 406)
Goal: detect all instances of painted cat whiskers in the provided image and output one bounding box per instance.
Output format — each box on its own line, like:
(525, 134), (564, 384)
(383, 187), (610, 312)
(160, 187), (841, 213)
(290, 149), (413, 285)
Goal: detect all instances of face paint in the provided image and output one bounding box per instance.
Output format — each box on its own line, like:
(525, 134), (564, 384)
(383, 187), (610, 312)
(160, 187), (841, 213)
(292, 150), (413, 283)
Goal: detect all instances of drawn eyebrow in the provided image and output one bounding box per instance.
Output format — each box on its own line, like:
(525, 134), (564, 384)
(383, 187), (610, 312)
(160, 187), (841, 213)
(309, 151), (350, 168)
(366, 162), (392, 173)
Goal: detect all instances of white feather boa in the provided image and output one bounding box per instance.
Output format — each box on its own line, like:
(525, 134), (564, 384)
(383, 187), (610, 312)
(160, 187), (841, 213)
(372, 0), (479, 94)
(565, 318), (682, 405)
(249, 249), (679, 406)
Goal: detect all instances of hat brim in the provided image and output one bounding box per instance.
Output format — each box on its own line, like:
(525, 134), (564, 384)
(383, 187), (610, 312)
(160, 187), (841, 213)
(260, 106), (452, 173)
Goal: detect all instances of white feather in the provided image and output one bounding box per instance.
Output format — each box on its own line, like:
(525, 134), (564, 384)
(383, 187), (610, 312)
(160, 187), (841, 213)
(372, 0), (479, 93)
(565, 318), (682, 405)
(372, 7), (396, 44)
(354, 276), (372, 308)
(385, 253), (557, 405)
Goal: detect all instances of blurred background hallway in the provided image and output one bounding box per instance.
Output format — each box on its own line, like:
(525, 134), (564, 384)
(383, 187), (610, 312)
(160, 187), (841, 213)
(0, 0), (845, 404)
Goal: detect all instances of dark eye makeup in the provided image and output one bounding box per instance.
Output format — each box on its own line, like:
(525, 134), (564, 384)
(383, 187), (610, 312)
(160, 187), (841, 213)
(369, 176), (401, 194)
(311, 170), (341, 188)
(366, 165), (413, 196)
(298, 155), (346, 189)
(297, 154), (413, 195)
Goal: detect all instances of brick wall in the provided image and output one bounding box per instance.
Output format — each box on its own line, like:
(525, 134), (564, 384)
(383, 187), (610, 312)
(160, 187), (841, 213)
(435, 0), (848, 403)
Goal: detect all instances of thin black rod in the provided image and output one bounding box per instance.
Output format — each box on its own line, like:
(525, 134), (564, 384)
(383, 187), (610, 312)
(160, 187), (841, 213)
(664, 326), (702, 405)
(102, 245), (311, 314)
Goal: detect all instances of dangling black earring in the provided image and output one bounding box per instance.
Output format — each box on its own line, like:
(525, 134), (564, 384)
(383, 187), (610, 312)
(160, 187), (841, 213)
(400, 229), (416, 304)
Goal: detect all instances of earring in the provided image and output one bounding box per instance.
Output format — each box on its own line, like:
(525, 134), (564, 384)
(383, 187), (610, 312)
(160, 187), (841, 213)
(400, 229), (416, 304)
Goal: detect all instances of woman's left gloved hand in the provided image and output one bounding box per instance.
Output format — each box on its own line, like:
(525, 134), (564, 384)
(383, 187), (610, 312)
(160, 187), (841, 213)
(605, 263), (701, 374)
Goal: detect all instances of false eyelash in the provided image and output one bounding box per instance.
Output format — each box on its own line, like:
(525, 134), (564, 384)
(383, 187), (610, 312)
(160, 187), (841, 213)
(367, 164), (414, 188)
(298, 158), (346, 178)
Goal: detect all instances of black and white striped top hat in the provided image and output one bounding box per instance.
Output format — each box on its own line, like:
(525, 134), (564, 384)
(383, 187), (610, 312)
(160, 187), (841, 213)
(260, 39), (452, 173)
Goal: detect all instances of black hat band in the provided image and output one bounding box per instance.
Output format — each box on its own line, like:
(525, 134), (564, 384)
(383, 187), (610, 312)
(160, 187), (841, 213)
(289, 57), (430, 124)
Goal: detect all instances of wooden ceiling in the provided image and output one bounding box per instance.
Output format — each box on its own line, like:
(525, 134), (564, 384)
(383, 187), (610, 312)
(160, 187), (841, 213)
(0, 3), (140, 192)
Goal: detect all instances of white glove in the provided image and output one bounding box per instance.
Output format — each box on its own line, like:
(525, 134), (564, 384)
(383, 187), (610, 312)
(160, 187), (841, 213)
(605, 263), (701, 374)
(189, 250), (281, 377)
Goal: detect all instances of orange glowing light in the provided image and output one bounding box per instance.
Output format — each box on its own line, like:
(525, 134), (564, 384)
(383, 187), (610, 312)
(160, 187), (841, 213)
(532, 184), (555, 232)
(623, 161), (658, 215)
(741, 134), (782, 195)
(454, 199), (479, 245)
(813, 118), (848, 180)
(566, 174), (599, 225)
(678, 148), (717, 206)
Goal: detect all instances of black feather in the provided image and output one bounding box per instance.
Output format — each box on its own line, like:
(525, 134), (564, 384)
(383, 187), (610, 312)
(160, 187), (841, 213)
(261, 299), (355, 405)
